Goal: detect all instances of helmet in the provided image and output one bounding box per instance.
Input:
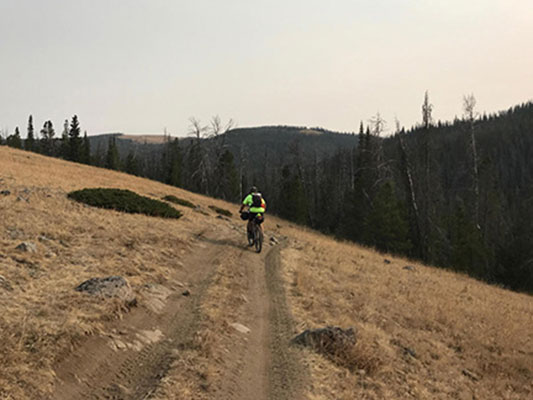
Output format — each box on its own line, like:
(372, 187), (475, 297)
(250, 186), (258, 193)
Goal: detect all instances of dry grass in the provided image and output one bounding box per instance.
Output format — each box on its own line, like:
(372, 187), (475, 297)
(0, 147), (225, 399)
(2, 146), (532, 400)
(278, 226), (533, 399)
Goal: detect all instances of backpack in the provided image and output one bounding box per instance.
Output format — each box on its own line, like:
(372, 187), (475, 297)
(252, 193), (262, 208)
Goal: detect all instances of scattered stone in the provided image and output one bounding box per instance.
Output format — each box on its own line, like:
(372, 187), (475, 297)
(0, 190), (10, 196)
(403, 265), (415, 271)
(230, 323), (251, 334)
(16, 242), (37, 253)
(276, 224), (282, 229)
(16, 196), (29, 202)
(403, 346), (417, 358)
(270, 236), (279, 245)
(75, 276), (136, 304)
(462, 368), (480, 381)
(291, 326), (357, 358)
(216, 215), (230, 221)
(240, 294), (249, 303)
(38, 235), (53, 243)
(0, 275), (13, 291)
(384, 259), (391, 264)
(182, 289), (191, 296)
(7, 228), (24, 240)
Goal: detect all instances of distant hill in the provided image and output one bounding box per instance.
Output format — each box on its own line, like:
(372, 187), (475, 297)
(89, 126), (357, 164)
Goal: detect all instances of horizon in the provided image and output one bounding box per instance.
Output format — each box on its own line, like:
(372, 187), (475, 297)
(1, 0), (532, 137)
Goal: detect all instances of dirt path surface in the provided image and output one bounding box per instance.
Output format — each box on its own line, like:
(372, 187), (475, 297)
(51, 232), (220, 400)
(50, 222), (304, 400)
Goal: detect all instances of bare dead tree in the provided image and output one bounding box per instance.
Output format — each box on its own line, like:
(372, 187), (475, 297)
(396, 119), (422, 256)
(421, 91), (434, 261)
(463, 93), (481, 230)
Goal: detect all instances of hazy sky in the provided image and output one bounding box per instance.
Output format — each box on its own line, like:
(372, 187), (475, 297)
(1, 0), (532, 137)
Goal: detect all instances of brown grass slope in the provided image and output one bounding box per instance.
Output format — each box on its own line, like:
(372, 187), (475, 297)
(1, 146), (532, 400)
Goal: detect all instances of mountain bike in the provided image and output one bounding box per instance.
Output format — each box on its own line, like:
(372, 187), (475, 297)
(243, 212), (263, 253)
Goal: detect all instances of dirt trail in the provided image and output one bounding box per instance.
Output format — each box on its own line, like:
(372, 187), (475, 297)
(51, 232), (220, 400)
(50, 223), (303, 400)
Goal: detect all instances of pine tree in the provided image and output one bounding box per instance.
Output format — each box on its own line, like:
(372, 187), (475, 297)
(124, 151), (139, 176)
(214, 149), (239, 201)
(25, 115), (35, 152)
(7, 127), (22, 149)
(81, 131), (91, 164)
(105, 136), (120, 170)
(166, 138), (182, 186)
(362, 181), (411, 254)
(278, 165), (308, 224)
(40, 120), (55, 155)
(59, 119), (69, 159)
(68, 115), (82, 162)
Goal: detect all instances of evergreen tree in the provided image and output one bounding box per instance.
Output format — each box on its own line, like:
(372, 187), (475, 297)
(40, 120), (56, 155)
(166, 138), (182, 186)
(124, 151), (139, 175)
(59, 119), (69, 159)
(278, 165), (308, 224)
(105, 136), (120, 170)
(362, 181), (411, 254)
(81, 131), (91, 164)
(6, 127), (22, 149)
(25, 115), (35, 152)
(68, 115), (82, 162)
(214, 149), (239, 201)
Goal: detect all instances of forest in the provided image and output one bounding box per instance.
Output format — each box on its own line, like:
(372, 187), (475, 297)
(2, 97), (533, 293)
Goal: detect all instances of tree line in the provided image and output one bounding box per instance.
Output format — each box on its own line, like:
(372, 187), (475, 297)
(2, 99), (532, 293)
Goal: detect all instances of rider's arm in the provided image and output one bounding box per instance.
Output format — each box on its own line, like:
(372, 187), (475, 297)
(240, 194), (252, 212)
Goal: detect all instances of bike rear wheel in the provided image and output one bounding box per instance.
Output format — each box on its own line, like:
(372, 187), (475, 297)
(253, 224), (263, 253)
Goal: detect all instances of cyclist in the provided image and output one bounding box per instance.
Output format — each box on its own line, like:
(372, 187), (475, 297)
(239, 186), (267, 243)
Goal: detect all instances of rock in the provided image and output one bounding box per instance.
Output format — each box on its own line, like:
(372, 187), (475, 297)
(182, 289), (191, 296)
(230, 323), (251, 334)
(75, 276), (136, 304)
(16, 242), (37, 253)
(291, 326), (357, 357)
(270, 236), (279, 244)
(462, 368), (481, 381)
(0, 275), (13, 291)
(216, 215), (230, 221)
(384, 259), (391, 264)
(16, 196), (29, 202)
(38, 235), (53, 243)
(403, 265), (415, 271)
(403, 346), (417, 358)
(0, 190), (10, 196)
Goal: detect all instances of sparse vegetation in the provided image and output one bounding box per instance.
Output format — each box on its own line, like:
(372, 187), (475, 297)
(208, 205), (232, 217)
(68, 188), (182, 219)
(162, 195), (195, 208)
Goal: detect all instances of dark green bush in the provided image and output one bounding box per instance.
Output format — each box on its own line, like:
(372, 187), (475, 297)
(68, 188), (182, 219)
(162, 195), (196, 208)
(208, 205), (232, 217)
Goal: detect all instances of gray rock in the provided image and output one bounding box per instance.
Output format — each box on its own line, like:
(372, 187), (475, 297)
(270, 236), (279, 244)
(0, 190), (10, 196)
(403, 265), (415, 271)
(230, 322), (251, 334)
(0, 275), (13, 291)
(384, 259), (391, 264)
(16, 242), (37, 253)
(291, 326), (357, 357)
(75, 276), (136, 305)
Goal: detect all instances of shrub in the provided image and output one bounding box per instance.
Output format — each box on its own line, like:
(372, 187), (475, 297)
(208, 205), (232, 217)
(68, 188), (182, 219)
(162, 195), (196, 208)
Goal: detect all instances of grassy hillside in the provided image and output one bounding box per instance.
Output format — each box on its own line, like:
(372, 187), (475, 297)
(0, 146), (531, 399)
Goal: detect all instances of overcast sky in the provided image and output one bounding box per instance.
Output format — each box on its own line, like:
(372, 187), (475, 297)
(1, 0), (532, 137)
